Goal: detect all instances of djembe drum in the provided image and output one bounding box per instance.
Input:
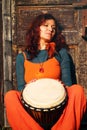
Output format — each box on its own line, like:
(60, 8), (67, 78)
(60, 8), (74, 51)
(21, 78), (67, 130)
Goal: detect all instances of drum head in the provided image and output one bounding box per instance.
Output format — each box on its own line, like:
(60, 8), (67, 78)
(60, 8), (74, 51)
(22, 78), (67, 111)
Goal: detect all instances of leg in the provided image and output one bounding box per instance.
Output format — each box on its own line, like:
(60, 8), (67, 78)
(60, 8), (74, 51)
(4, 90), (43, 130)
(52, 85), (87, 130)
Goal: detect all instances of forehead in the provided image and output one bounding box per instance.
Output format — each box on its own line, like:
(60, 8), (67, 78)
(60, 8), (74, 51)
(42, 19), (56, 25)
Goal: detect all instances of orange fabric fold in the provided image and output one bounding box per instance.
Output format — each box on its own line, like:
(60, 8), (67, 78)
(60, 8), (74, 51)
(5, 91), (43, 130)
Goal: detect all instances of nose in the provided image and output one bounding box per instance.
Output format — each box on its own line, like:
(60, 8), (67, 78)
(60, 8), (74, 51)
(48, 26), (53, 32)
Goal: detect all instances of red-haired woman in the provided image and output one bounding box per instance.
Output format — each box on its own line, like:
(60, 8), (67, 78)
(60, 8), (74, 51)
(4, 13), (86, 130)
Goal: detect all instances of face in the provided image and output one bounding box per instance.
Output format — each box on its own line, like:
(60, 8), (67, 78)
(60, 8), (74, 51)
(39, 19), (56, 43)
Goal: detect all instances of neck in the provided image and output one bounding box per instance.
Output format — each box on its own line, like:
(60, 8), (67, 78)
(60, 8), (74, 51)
(39, 43), (48, 50)
(39, 39), (50, 50)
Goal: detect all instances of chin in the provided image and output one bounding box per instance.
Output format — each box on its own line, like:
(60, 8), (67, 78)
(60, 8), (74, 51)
(45, 39), (51, 43)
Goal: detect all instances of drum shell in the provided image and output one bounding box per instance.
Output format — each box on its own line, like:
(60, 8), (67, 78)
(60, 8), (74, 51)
(21, 95), (67, 129)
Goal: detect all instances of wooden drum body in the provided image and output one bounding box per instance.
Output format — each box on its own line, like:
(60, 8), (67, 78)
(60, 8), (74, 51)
(21, 78), (67, 130)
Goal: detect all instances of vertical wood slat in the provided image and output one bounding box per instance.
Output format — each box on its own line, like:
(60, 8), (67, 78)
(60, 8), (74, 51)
(2, 0), (13, 127)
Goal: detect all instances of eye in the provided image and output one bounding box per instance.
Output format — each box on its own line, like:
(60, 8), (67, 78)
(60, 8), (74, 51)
(44, 24), (48, 27)
(52, 26), (56, 30)
(52, 27), (56, 32)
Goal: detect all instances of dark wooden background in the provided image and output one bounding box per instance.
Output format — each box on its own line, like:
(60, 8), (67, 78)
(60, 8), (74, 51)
(0, 0), (87, 129)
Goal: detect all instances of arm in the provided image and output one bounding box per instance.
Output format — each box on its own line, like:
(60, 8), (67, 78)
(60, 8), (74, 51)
(59, 48), (73, 86)
(16, 53), (26, 91)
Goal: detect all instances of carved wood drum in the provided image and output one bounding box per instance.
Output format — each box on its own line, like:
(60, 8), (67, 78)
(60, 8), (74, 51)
(21, 78), (67, 130)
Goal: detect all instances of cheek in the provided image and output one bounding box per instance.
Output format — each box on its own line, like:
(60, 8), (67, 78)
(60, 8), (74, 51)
(40, 26), (45, 33)
(40, 30), (45, 37)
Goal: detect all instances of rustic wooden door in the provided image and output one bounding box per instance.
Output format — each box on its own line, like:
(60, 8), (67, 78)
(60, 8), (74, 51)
(2, 0), (87, 129)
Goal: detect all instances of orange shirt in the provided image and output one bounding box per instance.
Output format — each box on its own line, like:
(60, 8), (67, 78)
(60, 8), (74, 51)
(24, 56), (61, 83)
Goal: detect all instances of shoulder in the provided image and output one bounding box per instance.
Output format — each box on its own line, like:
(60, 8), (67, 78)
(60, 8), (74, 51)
(16, 51), (30, 62)
(59, 48), (70, 60)
(16, 53), (25, 64)
(59, 48), (68, 55)
(16, 53), (24, 60)
(55, 48), (68, 62)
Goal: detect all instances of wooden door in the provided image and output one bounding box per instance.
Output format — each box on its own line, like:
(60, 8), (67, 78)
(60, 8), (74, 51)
(2, 0), (87, 128)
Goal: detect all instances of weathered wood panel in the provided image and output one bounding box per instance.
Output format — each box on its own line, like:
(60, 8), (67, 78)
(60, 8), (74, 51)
(16, 0), (77, 5)
(0, 0), (4, 127)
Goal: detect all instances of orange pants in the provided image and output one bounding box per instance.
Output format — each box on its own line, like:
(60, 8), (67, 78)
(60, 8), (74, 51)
(4, 85), (86, 130)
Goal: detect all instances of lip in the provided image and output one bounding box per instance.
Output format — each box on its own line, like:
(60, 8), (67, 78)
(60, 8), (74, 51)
(45, 33), (52, 36)
(46, 32), (51, 34)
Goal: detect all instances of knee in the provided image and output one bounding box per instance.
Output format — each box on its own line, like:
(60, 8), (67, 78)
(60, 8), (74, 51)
(71, 84), (85, 96)
(4, 90), (18, 104)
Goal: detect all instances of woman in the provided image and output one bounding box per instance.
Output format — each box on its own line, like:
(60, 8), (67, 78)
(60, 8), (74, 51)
(16, 13), (76, 91)
(4, 13), (86, 130)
